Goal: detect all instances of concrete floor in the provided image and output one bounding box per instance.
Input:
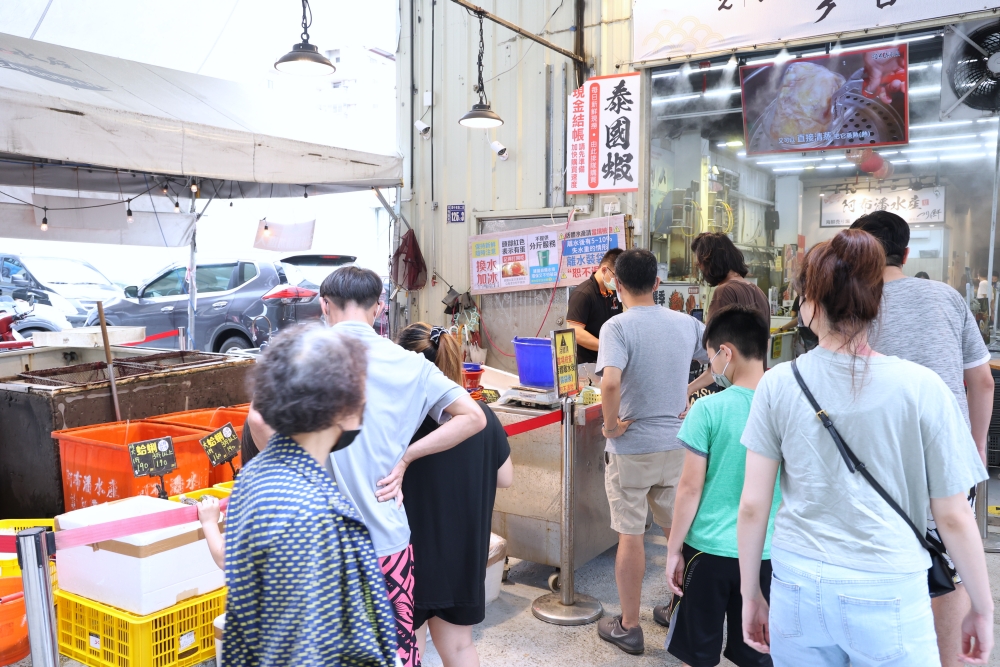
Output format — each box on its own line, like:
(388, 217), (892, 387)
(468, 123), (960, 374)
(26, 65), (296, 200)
(15, 527), (1000, 667)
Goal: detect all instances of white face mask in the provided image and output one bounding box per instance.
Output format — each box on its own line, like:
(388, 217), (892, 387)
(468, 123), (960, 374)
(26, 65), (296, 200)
(603, 268), (616, 292)
(710, 348), (732, 389)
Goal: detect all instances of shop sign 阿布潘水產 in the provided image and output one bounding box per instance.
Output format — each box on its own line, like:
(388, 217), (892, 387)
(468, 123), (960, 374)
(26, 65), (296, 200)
(820, 188), (945, 228)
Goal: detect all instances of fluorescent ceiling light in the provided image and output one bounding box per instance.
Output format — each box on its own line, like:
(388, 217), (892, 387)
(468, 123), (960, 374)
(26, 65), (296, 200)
(755, 157), (824, 165)
(910, 120), (973, 130)
(909, 133), (978, 143)
(773, 167), (805, 172)
(652, 71), (679, 80)
(908, 61), (942, 71)
(903, 156), (941, 163)
(900, 143), (983, 154)
(861, 34), (937, 50)
(652, 93), (701, 104)
(704, 87), (741, 97)
(837, 163), (855, 168)
(737, 151), (746, 157)
(725, 140), (744, 147)
(977, 117), (1000, 123)
(939, 152), (989, 160)
(910, 85), (941, 96)
(815, 165), (838, 170)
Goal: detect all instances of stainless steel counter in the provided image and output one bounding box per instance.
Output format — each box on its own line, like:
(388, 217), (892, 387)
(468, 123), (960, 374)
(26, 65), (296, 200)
(491, 402), (618, 569)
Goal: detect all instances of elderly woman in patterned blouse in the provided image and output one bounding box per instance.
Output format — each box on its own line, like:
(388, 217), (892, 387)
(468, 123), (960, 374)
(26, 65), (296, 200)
(222, 322), (397, 666)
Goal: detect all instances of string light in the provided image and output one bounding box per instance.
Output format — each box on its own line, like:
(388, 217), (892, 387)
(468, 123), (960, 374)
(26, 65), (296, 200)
(174, 200), (181, 213)
(190, 181), (198, 193)
(161, 183), (168, 195)
(126, 200), (133, 223)
(41, 207), (48, 231)
(262, 218), (270, 236)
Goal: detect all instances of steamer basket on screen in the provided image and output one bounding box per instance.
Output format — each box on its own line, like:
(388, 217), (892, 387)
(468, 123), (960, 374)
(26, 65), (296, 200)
(741, 44), (909, 156)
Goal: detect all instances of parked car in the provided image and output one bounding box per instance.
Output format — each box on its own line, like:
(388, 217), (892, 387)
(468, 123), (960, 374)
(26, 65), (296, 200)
(0, 254), (123, 327)
(88, 255), (356, 352)
(0, 296), (73, 337)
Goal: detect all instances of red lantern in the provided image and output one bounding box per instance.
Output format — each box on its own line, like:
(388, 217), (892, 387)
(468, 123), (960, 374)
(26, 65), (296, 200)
(846, 148), (873, 165)
(860, 153), (884, 174)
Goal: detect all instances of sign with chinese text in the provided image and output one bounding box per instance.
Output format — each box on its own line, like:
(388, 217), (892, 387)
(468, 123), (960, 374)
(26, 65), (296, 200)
(128, 437), (178, 478)
(741, 45), (909, 156)
(820, 188), (945, 227)
(567, 73), (641, 195)
(634, 0), (992, 62)
(199, 423), (240, 467)
(551, 329), (579, 398)
(468, 215), (626, 294)
(447, 204), (466, 224)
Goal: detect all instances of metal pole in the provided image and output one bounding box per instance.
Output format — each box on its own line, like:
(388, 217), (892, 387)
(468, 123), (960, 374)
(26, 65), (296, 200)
(17, 527), (59, 667)
(446, 0), (586, 65)
(531, 399), (603, 625)
(978, 480), (1000, 552)
(187, 227), (197, 352)
(97, 302), (121, 421)
(989, 131), (1000, 342)
(177, 326), (187, 351)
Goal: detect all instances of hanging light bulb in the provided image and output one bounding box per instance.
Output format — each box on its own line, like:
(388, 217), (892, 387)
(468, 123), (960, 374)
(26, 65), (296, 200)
(274, 0), (335, 76)
(174, 200), (181, 213)
(460, 12), (503, 129)
(40, 207), (48, 232)
(262, 218), (271, 236)
(126, 201), (134, 224)
(161, 183), (168, 195)
(190, 181), (198, 194)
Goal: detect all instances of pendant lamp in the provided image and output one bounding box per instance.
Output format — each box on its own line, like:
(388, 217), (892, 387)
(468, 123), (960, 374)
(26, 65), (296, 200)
(275, 0), (335, 76)
(459, 12), (503, 128)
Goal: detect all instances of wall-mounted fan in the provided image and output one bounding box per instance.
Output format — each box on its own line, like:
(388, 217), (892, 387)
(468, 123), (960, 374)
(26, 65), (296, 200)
(941, 20), (1000, 119)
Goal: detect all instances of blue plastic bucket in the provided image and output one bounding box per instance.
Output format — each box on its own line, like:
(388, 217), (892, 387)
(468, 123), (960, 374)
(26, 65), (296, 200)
(462, 362), (482, 372)
(512, 337), (555, 388)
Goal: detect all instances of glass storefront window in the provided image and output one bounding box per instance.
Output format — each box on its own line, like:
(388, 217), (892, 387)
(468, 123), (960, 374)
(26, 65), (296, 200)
(648, 25), (1000, 344)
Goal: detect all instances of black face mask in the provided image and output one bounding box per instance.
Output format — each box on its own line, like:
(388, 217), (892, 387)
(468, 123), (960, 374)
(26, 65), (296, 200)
(798, 306), (820, 350)
(332, 428), (362, 453)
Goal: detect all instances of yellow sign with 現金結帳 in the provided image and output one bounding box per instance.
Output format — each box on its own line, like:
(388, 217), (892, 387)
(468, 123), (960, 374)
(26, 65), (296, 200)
(551, 328), (578, 398)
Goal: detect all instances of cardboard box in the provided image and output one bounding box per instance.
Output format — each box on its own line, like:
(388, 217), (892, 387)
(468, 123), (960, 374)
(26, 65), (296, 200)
(55, 496), (223, 616)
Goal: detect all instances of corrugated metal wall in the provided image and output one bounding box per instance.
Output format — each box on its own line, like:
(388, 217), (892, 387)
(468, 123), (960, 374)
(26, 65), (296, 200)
(397, 0), (634, 361)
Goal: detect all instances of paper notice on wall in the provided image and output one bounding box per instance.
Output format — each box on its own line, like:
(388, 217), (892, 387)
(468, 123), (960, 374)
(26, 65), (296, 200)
(567, 73), (641, 195)
(469, 215), (626, 295)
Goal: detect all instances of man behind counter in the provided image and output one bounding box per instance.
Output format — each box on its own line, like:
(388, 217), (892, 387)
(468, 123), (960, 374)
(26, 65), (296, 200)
(567, 248), (625, 367)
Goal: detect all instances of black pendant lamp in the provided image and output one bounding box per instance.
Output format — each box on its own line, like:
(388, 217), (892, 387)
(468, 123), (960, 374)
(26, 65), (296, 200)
(459, 12), (503, 129)
(274, 0), (335, 76)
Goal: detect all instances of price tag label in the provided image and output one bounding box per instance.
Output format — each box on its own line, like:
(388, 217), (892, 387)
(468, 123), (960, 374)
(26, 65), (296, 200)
(128, 437), (177, 478)
(199, 422), (240, 467)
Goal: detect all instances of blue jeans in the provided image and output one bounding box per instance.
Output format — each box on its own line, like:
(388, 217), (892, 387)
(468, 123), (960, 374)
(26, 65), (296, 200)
(768, 546), (940, 667)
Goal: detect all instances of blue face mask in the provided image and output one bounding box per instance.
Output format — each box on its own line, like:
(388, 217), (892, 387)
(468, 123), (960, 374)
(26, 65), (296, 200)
(710, 348), (732, 389)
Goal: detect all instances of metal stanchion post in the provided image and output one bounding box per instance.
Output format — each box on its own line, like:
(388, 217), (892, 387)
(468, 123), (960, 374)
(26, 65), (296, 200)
(17, 527), (59, 667)
(532, 397), (603, 625)
(177, 326), (187, 351)
(977, 480), (1000, 552)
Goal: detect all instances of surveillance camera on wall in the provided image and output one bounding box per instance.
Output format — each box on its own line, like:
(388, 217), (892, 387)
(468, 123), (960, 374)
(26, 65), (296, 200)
(490, 141), (508, 161)
(414, 120), (431, 138)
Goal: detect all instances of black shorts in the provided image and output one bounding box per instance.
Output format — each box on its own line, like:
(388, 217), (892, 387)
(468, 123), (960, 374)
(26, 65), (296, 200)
(412, 603), (484, 629)
(665, 543), (773, 667)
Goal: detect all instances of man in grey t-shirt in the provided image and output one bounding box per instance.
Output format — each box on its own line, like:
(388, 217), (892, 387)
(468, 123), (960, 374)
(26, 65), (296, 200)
(852, 211), (994, 667)
(595, 249), (707, 654)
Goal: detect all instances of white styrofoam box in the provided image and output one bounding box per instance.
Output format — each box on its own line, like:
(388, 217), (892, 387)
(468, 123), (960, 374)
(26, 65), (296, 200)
(55, 496), (223, 616)
(485, 533), (507, 606)
(214, 614), (225, 666)
(32, 326), (145, 348)
(481, 366), (519, 392)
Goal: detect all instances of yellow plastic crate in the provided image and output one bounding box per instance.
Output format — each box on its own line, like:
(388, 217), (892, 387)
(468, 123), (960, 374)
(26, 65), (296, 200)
(213, 481), (234, 491)
(0, 519), (56, 583)
(56, 587), (225, 667)
(168, 487), (231, 503)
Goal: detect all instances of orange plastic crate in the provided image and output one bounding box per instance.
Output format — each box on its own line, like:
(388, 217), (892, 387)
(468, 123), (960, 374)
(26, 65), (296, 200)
(148, 407), (249, 484)
(0, 576), (29, 665)
(53, 421), (211, 512)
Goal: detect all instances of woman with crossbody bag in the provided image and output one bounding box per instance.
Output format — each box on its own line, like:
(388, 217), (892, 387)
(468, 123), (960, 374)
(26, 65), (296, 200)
(735, 229), (992, 666)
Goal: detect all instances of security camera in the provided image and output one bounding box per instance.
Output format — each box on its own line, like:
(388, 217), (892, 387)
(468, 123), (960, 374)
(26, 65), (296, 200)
(414, 120), (431, 138)
(490, 141), (508, 161)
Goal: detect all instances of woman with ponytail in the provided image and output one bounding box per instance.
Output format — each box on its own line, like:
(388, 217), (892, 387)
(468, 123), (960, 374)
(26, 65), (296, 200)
(397, 323), (514, 667)
(736, 230), (992, 666)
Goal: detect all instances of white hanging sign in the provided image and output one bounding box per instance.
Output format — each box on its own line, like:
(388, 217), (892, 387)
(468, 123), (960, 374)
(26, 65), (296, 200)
(633, 0), (997, 63)
(820, 188), (946, 227)
(567, 72), (641, 195)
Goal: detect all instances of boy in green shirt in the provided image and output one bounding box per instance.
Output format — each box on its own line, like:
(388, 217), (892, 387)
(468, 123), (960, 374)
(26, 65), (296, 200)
(665, 305), (781, 667)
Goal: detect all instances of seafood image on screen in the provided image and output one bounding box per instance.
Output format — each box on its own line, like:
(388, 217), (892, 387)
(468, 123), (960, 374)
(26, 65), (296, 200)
(768, 63), (846, 142)
(741, 45), (908, 155)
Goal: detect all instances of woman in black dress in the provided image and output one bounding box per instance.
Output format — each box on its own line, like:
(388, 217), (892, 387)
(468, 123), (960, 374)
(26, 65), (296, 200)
(397, 323), (513, 667)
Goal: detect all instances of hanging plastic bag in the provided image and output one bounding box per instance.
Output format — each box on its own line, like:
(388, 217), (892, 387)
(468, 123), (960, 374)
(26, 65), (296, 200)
(390, 229), (428, 290)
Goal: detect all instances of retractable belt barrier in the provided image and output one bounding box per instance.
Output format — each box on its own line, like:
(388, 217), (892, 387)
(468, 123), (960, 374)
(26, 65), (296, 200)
(502, 409), (562, 437)
(121, 329), (181, 347)
(0, 497), (230, 555)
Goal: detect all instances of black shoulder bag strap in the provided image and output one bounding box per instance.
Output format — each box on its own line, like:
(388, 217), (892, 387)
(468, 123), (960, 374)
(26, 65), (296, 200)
(790, 359), (956, 596)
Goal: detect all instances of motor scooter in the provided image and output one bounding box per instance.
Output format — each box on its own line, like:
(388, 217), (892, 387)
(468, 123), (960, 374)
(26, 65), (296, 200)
(0, 301), (35, 350)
